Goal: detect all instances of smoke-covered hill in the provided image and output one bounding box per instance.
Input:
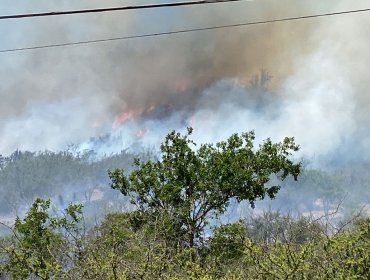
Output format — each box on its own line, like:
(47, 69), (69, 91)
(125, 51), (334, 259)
(1, 145), (369, 221)
(1, 0), (370, 164)
(1, 0), (370, 220)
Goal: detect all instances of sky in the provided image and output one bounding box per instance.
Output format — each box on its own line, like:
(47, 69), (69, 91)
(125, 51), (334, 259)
(1, 0), (370, 165)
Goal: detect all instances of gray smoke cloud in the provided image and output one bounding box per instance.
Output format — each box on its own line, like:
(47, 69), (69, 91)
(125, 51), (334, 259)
(1, 0), (370, 164)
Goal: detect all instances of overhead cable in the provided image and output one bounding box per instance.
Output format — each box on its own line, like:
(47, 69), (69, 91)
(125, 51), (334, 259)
(0, 7), (369, 53)
(0, 0), (247, 20)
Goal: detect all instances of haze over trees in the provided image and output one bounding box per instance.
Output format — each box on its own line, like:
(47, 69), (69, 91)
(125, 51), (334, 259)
(0, 149), (139, 215)
(0, 129), (369, 279)
(0, 135), (368, 219)
(0, 70), (367, 219)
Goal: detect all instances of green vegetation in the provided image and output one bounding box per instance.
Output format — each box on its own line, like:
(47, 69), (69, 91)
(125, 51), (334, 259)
(109, 128), (300, 248)
(0, 129), (369, 279)
(1, 199), (369, 279)
(0, 136), (367, 218)
(0, 149), (139, 214)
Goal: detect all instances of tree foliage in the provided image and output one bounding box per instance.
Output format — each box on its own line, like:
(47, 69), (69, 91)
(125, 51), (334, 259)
(3, 128), (369, 279)
(0, 198), (83, 280)
(0, 149), (137, 214)
(1, 198), (369, 279)
(109, 128), (301, 247)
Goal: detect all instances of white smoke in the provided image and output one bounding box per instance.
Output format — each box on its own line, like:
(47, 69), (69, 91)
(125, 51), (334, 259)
(1, 0), (369, 165)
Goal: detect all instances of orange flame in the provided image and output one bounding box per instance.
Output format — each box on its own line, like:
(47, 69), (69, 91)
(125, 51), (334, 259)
(112, 109), (142, 129)
(112, 105), (157, 129)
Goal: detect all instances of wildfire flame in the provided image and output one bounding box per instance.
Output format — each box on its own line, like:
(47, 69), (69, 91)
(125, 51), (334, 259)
(112, 78), (192, 130)
(112, 105), (156, 130)
(112, 109), (143, 129)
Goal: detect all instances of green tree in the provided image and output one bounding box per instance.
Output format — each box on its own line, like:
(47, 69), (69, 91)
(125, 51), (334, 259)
(207, 221), (248, 268)
(109, 128), (301, 248)
(0, 198), (84, 280)
(0, 199), (61, 279)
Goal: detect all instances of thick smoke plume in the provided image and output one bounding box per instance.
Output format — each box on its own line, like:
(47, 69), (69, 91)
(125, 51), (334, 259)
(1, 0), (370, 165)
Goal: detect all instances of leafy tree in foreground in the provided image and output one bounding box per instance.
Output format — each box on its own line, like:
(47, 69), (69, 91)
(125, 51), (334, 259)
(1, 199), (62, 280)
(0, 198), (84, 280)
(109, 128), (301, 248)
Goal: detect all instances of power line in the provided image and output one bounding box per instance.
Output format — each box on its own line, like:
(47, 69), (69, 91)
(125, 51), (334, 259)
(1, 7), (369, 54)
(0, 0), (247, 20)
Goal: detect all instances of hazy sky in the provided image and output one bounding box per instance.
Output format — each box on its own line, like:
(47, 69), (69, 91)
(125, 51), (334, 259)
(1, 0), (370, 162)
